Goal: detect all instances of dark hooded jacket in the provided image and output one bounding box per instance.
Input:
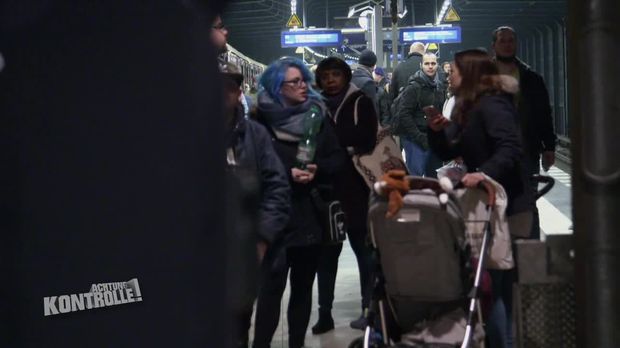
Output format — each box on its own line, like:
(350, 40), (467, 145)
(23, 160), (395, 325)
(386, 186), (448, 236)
(323, 84), (378, 231)
(351, 65), (377, 103)
(392, 70), (446, 149)
(376, 77), (392, 126)
(227, 106), (291, 245)
(428, 76), (533, 215)
(256, 93), (347, 249)
(389, 52), (423, 100)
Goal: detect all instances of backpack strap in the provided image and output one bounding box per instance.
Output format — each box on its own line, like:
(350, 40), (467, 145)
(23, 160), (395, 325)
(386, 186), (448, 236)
(353, 94), (362, 126)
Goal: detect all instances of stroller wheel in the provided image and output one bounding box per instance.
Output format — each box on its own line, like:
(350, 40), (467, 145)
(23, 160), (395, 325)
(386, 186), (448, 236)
(348, 333), (387, 348)
(348, 336), (365, 348)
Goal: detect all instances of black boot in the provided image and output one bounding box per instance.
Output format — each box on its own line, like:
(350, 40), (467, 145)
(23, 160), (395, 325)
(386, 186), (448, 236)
(311, 308), (335, 335)
(349, 308), (368, 330)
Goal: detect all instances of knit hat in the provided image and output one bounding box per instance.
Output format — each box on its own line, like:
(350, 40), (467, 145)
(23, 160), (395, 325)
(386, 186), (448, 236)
(374, 67), (385, 77)
(358, 49), (377, 67)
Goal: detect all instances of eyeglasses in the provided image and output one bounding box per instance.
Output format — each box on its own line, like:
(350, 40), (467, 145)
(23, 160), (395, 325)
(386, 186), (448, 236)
(282, 78), (307, 88)
(212, 22), (226, 31)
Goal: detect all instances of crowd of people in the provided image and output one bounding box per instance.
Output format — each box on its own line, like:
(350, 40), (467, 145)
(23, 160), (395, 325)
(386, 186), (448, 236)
(213, 13), (556, 348)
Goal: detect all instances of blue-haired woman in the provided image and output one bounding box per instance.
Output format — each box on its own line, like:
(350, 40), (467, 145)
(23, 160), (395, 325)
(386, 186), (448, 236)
(251, 57), (346, 348)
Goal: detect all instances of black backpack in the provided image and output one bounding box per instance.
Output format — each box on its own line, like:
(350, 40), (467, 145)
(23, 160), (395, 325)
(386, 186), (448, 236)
(389, 81), (421, 135)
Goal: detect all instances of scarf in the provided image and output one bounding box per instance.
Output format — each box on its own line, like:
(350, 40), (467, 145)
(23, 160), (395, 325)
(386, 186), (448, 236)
(324, 87), (348, 118)
(257, 92), (324, 139)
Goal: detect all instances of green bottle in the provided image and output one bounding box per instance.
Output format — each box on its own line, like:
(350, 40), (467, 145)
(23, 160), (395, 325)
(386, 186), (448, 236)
(295, 105), (322, 169)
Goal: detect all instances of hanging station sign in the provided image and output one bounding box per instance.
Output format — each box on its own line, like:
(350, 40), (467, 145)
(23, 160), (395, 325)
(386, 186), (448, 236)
(400, 26), (462, 44)
(281, 30), (343, 48)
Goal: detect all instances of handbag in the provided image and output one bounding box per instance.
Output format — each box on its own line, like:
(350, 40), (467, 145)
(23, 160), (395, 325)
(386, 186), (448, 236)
(309, 187), (347, 244)
(353, 125), (408, 188)
(456, 175), (514, 270)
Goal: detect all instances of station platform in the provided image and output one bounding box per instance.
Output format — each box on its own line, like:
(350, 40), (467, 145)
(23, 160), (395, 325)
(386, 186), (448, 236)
(249, 165), (574, 348)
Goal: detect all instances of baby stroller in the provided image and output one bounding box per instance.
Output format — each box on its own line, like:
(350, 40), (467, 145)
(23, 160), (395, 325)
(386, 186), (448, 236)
(349, 171), (555, 348)
(351, 173), (489, 348)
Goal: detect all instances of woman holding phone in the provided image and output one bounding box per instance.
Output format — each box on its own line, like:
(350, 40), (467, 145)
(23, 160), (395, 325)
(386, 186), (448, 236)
(427, 49), (532, 348)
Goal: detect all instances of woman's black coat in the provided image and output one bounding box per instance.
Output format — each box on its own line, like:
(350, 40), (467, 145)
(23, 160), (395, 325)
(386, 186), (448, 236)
(258, 110), (347, 248)
(325, 85), (378, 231)
(428, 93), (533, 215)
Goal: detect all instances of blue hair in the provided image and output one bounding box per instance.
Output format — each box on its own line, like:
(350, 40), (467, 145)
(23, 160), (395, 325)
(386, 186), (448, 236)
(259, 57), (321, 105)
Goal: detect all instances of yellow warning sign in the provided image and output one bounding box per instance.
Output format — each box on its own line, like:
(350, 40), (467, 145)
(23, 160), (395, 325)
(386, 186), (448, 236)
(443, 6), (461, 22)
(427, 43), (439, 51)
(287, 14), (303, 28)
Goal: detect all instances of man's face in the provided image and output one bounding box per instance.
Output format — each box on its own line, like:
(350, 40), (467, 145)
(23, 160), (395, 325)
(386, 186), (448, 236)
(211, 16), (228, 53)
(372, 71), (383, 83)
(421, 54), (438, 78)
(493, 30), (517, 59)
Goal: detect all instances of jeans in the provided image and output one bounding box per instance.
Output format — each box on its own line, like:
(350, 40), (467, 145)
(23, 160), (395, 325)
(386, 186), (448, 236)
(402, 139), (427, 176)
(487, 269), (515, 348)
(402, 139), (443, 178)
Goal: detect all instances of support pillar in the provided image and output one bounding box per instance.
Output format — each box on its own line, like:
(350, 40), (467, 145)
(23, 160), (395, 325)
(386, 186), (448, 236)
(568, 0), (620, 346)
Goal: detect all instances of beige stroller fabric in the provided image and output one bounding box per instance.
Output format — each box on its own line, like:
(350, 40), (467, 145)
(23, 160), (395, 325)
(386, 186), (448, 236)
(454, 175), (514, 270)
(400, 308), (485, 347)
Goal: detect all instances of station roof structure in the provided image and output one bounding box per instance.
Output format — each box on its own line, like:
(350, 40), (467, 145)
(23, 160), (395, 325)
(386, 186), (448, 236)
(223, 0), (567, 64)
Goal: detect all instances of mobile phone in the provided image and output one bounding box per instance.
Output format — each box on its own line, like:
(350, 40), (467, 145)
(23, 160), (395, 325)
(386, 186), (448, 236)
(423, 105), (441, 118)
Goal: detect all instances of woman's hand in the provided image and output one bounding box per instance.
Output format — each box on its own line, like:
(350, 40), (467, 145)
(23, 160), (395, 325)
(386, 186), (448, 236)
(291, 164), (317, 184)
(428, 114), (450, 132)
(461, 172), (486, 188)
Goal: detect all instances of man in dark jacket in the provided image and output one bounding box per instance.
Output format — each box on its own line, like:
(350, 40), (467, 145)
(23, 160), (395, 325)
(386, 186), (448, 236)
(374, 67), (392, 126)
(351, 49), (378, 102)
(389, 41), (425, 101)
(222, 63), (291, 348)
(393, 53), (446, 177)
(223, 63), (290, 252)
(492, 26), (557, 238)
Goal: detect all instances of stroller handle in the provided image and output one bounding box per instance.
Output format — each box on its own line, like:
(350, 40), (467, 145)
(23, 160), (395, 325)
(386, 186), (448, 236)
(374, 176), (496, 206)
(373, 176), (444, 196)
(477, 180), (496, 207)
(532, 174), (555, 200)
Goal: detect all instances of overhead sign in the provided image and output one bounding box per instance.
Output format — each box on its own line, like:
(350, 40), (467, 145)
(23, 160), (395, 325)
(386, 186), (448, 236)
(281, 30), (342, 48)
(427, 43), (439, 52)
(287, 13), (303, 28)
(400, 26), (462, 44)
(443, 6), (461, 22)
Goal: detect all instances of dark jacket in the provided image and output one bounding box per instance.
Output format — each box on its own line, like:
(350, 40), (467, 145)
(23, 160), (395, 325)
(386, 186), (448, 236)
(376, 77), (392, 126)
(514, 58), (557, 157)
(428, 93), (533, 215)
(257, 95), (346, 248)
(390, 52), (423, 100)
(393, 70), (446, 149)
(351, 65), (378, 103)
(324, 84), (378, 231)
(228, 106), (291, 244)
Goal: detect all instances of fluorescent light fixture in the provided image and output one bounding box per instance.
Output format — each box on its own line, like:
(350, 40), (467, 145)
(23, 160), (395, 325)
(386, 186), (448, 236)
(304, 47), (327, 59)
(435, 0), (451, 25)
